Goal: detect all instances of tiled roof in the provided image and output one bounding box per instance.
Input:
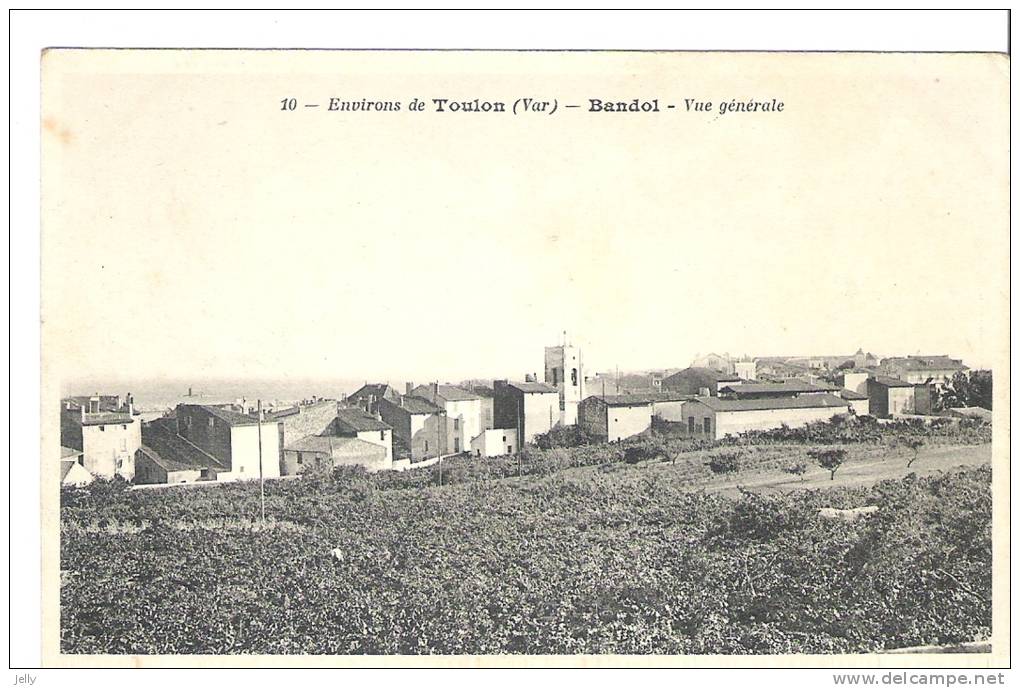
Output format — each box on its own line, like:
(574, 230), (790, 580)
(139, 422), (229, 472)
(387, 396), (443, 415)
(180, 404), (261, 426)
(60, 461), (75, 482)
(839, 389), (869, 400)
(331, 408), (392, 433)
(721, 381), (838, 395)
(665, 367), (741, 384)
(348, 384), (397, 401)
(589, 392), (692, 407)
(691, 394), (849, 413)
(80, 413), (134, 427)
(434, 385), (481, 401)
(508, 381), (558, 394)
(883, 355), (967, 372)
(63, 395), (124, 413)
(60, 446), (82, 459)
(869, 375), (916, 388)
(285, 435), (386, 458)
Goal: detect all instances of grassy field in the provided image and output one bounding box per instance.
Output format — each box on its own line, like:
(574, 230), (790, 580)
(60, 428), (993, 655)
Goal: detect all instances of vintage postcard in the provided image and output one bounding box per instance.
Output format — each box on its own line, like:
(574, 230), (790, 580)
(40, 49), (1009, 667)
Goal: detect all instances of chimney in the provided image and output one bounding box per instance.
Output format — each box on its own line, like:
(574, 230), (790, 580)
(80, 405), (86, 423)
(431, 382), (439, 399)
(406, 382), (414, 395)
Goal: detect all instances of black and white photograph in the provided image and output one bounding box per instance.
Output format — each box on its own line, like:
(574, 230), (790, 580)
(16, 10), (1011, 674)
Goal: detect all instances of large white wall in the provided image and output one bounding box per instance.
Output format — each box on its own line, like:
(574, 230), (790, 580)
(607, 405), (652, 442)
(81, 420), (141, 480)
(685, 404), (848, 440)
(221, 423), (282, 480)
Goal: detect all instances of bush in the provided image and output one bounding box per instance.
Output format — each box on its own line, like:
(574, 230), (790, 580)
(534, 424), (599, 450)
(784, 462), (808, 480)
(707, 451), (742, 474)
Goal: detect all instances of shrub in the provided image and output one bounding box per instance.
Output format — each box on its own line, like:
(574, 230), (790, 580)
(784, 462), (808, 480)
(707, 451), (742, 474)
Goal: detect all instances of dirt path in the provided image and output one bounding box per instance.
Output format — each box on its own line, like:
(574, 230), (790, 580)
(701, 443), (992, 498)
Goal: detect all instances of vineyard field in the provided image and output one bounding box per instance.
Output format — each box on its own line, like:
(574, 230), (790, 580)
(60, 440), (993, 655)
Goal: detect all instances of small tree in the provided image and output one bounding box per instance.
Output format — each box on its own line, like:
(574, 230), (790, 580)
(809, 448), (847, 481)
(904, 437), (924, 468)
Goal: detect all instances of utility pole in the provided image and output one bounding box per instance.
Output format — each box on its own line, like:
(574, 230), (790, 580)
(257, 399), (266, 527)
(516, 396), (523, 479)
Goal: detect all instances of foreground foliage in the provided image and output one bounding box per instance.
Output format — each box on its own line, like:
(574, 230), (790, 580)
(61, 461), (992, 655)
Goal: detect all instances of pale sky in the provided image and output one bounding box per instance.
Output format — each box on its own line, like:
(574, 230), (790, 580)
(42, 51), (1009, 384)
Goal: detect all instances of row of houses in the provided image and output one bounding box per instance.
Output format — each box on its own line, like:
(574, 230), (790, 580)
(59, 370), (568, 486)
(691, 350), (967, 387)
(58, 343), (975, 487)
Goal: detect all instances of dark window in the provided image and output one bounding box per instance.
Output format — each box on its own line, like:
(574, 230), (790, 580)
(297, 453), (303, 465)
(121, 424), (127, 430)
(688, 417), (695, 433)
(99, 425), (105, 431)
(454, 418), (460, 430)
(704, 418), (712, 434)
(454, 438), (460, 452)
(571, 368), (578, 386)
(425, 440), (429, 452)
(380, 430), (386, 440)
(507, 445), (512, 455)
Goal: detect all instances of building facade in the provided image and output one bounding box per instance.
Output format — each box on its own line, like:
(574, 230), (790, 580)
(408, 384), (482, 455)
(734, 360), (757, 381)
(268, 399), (340, 465)
(60, 394), (141, 480)
(690, 353), (735, 375)
(544, 342), (583, 426)
(346, 384), (401, 413)
(879, 355), (967, 386)
(661, 367), (742, 396)
(579, 396), (653, 443)
(492, 380), (560, 448)
(681, 395), (851, 440)
(326, 407), (394, 462)
(378, 396), (446, 461)
(470, 429), (517, 457)
(176, 404), (281, 481)
(282, 436), (389, 475)
(866, 377), (919, 418)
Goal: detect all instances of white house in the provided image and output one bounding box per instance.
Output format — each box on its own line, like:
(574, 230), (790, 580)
(470, 429), (517, 457)
(408, 383), (482, 455)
